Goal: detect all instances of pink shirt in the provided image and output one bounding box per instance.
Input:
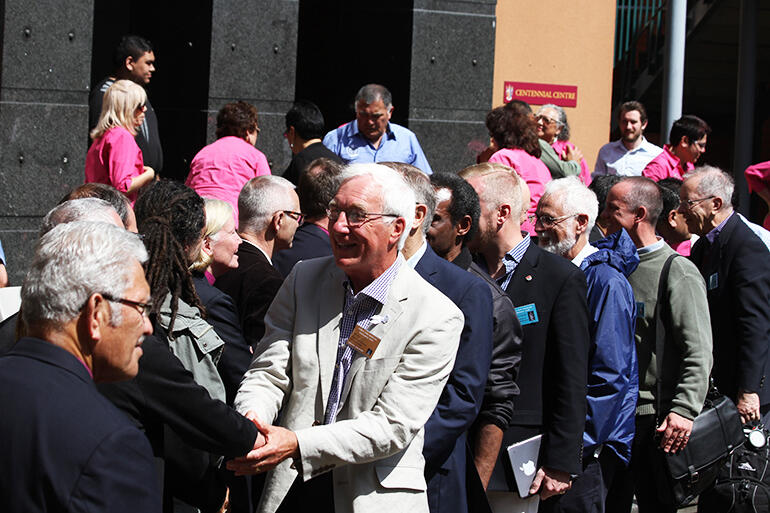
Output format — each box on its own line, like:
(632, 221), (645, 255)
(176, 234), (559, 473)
(642, 145), (694, 182)
(745, 161), (770, 230)
(84, 126), (144, 203)
(186, 136), (271, 222)
(671, 238), (692, 256)
(551, 140), (592, 186)
(489, 148), (552, 235)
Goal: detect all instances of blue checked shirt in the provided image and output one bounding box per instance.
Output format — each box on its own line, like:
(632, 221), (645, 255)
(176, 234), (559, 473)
(323, 255), (404, 424)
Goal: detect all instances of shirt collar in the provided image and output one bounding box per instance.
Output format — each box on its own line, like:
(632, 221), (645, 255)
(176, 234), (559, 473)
(637, 237), (666, 255)
(705, 211), (734, 244)
(349, 119), (396, 141)
(405, 240), (428, 269)
(241, 238), (272, 264)
(571, 243), (598, 267)
(501, 236), (531, 274)
(345, 253), (404, 305)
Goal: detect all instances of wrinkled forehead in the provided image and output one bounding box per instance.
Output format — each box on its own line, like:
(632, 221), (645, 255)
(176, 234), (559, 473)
(332, 176), (384, 210)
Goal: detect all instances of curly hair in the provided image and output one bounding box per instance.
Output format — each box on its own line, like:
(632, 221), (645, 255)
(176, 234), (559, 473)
(215, 101), (259, 140)
(134, 180), (206, 332)
(486, 102), (541, 158)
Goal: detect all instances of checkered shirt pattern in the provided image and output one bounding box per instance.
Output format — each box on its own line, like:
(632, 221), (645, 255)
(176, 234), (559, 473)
(323, 255), (404, 424)
(497, 236), (530, 291)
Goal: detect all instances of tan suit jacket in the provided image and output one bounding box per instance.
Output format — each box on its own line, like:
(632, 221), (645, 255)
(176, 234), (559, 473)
(234, 256), (463, 513)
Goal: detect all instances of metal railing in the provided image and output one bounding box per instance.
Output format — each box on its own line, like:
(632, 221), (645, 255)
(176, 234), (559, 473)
(614, 0), (667, 101)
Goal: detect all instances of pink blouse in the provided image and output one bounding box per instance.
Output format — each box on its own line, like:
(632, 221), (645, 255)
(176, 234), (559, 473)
(84, 126), (144, 203)
(642, 145), (694, 182)
(186, 136), (271, 223)
(551, 139), (592, 186)
(745, 161), (770, 230)
(488, 148), (552, 235)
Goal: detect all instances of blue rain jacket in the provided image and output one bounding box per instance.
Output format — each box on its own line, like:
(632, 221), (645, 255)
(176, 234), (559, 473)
(579, 229), (639, 465)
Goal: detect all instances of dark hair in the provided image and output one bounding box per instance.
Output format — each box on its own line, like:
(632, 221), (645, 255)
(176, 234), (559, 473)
(486, 103), (541, 158)
(297, 158), (343, 219)
(285, 100), (326, 140)
(61, 183), (130, 227)
(657, 178), (683, 216)
(430, 172), (480, 245)
(588, 175), (623, 214)
(215, 101), (259, 140)
(619, 101), (648, 124)
(669, 115), (711, 146)
(114, 35), (153, 68)
(134, 180), (206, 332)
(355, 84), (392, 108)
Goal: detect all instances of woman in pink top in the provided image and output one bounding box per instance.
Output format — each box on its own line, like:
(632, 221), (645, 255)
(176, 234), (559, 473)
(85, 80), (156, 203)
(745, 160), (770, 230)
(536, 104), (591, 185)
(186, 101), (271, 224)
(485, 102), (552, 235)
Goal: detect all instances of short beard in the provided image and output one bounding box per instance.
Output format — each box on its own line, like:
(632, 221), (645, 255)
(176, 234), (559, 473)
(538, 232), (577, 258)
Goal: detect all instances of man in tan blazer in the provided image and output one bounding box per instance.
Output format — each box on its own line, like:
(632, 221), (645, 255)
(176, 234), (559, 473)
(228, 163), (464, 513)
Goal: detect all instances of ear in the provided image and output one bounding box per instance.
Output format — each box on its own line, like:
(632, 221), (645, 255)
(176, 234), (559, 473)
(124, 55), (135, 71)
(389, 217), (407, 245)
(413, 204), (428, 231)
(497, 204), (512, 225)
(574, 213), (589, 235)
(85, 293), (111, 343)
(201, 236), (214, 257)
(641, 120), (648, 131)
(387, 105), (394, 119)
(679, 136), (690, 150)
(456, 215), (472, 237)
(270, 212), (283, 234)
(634, 205), (648, 225)
(712, 196), (724, 212)
(667, 209), (678, 229)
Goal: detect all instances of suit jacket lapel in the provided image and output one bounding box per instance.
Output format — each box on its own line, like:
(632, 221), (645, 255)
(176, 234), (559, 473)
(317, 265), (345, 413)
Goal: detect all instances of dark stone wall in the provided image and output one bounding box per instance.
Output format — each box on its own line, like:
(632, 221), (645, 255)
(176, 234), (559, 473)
(0, 1), (95, 286)
(408, 0), (496, 174)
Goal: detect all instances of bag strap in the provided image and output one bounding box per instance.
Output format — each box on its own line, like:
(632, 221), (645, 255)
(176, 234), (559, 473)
(655, 254), (680, 423)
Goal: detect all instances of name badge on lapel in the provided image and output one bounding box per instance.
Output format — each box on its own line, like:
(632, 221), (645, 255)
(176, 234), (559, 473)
(346, 325), (381, 359)
(515, 303), (539, 326)
(708, 272), (718, 291)
(636, 302), (645, 319)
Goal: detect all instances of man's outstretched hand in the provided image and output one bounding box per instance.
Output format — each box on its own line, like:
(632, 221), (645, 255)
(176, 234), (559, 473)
(226, 414), (299, 476)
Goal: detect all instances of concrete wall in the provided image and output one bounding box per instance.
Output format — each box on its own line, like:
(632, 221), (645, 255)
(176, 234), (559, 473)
(492, 1), (616, 170)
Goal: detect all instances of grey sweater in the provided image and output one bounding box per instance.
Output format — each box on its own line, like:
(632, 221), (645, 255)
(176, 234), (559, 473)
(627, 242), (713, 420)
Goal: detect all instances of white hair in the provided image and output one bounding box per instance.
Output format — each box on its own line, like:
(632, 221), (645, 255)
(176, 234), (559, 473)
(238, 175), (297, 234)
(541, 176), (598, 233)
(338, 163), (416, 250)
(684, 165), (734, 211)
(40, 198), (121, 236)
(22, 221), (148, 327)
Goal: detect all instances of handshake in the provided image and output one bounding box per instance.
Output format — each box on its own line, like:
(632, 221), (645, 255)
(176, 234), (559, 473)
(226, 411), (300, 476)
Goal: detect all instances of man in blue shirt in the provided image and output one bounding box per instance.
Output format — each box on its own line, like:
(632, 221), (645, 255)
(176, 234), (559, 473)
(323, 84), (433, 174)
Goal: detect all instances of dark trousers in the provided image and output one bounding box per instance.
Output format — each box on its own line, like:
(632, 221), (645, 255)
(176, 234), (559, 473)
(605, 414), (676, 513)
(539, 447), (623, 513)
(276, 472), (334, 513)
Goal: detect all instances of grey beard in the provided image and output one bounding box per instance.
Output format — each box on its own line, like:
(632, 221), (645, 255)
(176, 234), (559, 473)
(538, 233), (577, 258)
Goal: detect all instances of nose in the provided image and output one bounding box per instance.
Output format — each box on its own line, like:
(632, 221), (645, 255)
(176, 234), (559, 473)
(142, 314), (153, 335)
(331, 211), (351, 233)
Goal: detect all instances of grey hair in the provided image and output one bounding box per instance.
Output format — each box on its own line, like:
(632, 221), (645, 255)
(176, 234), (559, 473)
(338, 163), (416, 250)
(472, 170), (523, 225)
(238, 175), (297, 234)
(684, 165), (735, 211)
(381, 162), (436, 236)
(538, 104), (570, 141)
(618, 177), (663, 226)
(22, 221), (148, 328)
(40, 198), (121, 236)
(541, 177), (598, 233)
(354, 84), (392, 109)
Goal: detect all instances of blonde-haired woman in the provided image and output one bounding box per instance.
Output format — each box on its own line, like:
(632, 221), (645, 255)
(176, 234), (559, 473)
(85, 79), (155, 203)
(191, 198), (242, 283)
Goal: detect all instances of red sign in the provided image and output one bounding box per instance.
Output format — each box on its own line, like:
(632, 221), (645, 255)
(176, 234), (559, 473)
(503, 81), (578, 108)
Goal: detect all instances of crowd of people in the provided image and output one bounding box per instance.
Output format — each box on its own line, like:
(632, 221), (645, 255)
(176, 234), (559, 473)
(0, 33), (769, 513)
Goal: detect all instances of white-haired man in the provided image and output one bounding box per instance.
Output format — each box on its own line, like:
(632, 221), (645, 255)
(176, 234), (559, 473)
(215, 175), (302, 349)
(227, 164), (463, 513)
(534, 177), (639, 513)
(681, 166), (770, 425)
(0, 222), (160, 512)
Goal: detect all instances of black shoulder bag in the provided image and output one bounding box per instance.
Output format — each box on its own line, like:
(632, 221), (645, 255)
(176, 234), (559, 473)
(655, 254), (745, 507)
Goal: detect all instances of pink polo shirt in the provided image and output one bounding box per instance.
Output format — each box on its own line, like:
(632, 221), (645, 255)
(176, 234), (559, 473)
(745, 161), (770, 230)
(84, 126), (144, 203)
(551, 140), (592, 186)
(642, 145), (694, 182)
(489, 148), (552, 235)
(186, 136), (271, 223)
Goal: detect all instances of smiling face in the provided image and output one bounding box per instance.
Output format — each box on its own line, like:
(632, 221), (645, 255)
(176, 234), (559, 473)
(209, 216), (242, 277)
(679, 134), (708, 164)
(92, 260), (152, 383)
(602, 182), (637, 235)
(329, 176), (403, 289)
(678, 176), (716, 236)
(355, 99), (392, 144)
(534, 194), (578, 257)
(536, 107), (562, 143)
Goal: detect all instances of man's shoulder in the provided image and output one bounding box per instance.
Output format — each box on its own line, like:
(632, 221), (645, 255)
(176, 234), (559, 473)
(388, 122), (418, 139)
(324, 121), (355, 143)
(525, 243), (583, 278)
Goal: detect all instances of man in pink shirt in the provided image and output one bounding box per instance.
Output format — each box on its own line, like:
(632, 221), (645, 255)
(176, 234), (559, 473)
(642, 115), (710, 181)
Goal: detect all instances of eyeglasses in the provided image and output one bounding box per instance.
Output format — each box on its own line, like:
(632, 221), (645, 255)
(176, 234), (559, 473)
(282, 210), (305, 226)
(536, 114), (562, 126)
(327, 207), (398, 227)
(101, 293), (153, 318)
(691, 139), (706, 150)
(529, 213), (577, 228)
(680, 196), (715, 209)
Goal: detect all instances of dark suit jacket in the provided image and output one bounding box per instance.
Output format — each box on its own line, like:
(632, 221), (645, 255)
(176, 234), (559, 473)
(417, 245), (494, 513)
(193, 273), (253, 406)
(273, 223), (333, 278)
(215, 242), (284, 349)
(0, 337), (161, 513)
(690, 213), (770, 405)
(494, 243), (590, 477)
(98, 332), (258, 512)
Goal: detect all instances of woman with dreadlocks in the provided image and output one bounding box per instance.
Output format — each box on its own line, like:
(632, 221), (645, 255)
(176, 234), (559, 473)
(134, 179), (227, 404)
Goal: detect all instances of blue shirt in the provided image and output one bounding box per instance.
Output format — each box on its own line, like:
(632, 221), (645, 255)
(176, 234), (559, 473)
(323, 121), (433, 174)
(0, 241), (5, 265)
(593, 137), (663, 177)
